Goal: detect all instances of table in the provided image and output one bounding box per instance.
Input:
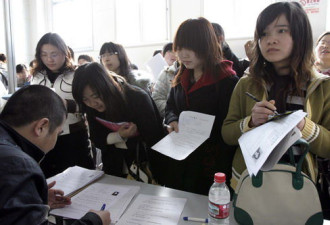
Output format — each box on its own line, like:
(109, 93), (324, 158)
(51, 174), (238, 225)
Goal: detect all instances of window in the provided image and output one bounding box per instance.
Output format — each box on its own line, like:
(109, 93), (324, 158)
(115, 0), (168, 45)
(203, 0), (275, 39)
(52, 0), (93, 51)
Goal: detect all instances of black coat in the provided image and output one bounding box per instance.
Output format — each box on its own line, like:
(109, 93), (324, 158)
(0, 121), (102, 225)
(165, 62), (239, 195)
(87, 85), (167, 184)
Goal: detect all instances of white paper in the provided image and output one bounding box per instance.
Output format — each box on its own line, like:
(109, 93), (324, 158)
(116, 194), (187, 225)
(152, 111), (215, 160)
(239, 110), (307, 176)
(50, 183), (140, 224)
(145, 53), (168, 80)
(46, 166), (104, 196)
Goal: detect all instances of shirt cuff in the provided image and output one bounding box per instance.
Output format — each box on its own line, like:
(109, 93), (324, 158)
(301, 117), (320, 143)
(106, 132), (128, 149)
(241, 116), (253, 133)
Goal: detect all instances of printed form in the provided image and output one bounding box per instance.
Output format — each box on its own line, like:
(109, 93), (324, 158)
(152, 111), (215, 160)
(116, 194), (187, 225)
(238, 110), (307, 176)
(50, 183), (140, 224)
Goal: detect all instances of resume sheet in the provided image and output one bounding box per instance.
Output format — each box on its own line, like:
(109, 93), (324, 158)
(50, 183), (140, 224)
(152, 111), (215, 160)
(238, 110), (307, 176)
(116, 194), (187, 225)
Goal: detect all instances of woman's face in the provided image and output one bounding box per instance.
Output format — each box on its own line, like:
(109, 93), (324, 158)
(258, 14), (293, 70)
(176, 48), (203, 71)
(40, 44), (66, 73)
(100, 51), (121, 74)
(82, 85), (106, 112)
(315, 34), (330, 65)
(164, 50), (177, 66)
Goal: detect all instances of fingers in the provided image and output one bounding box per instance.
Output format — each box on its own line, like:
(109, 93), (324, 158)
(47, 181), (56, 189)
(168, 121), (178, 133)
(118, 122), (137, 138)
(250, 100), (277, 127)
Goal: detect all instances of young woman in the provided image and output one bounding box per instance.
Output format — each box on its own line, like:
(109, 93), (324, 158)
(222, 2), (330, 191)
(31, 32), (94, 178)
(72, 62), (167, 184)
(165, 17), (239, 195)
(99, 42), (152, 93)
(315, 32), (330, 76)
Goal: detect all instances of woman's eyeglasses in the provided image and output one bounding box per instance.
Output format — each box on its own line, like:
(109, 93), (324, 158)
(99, 52), (118, 59)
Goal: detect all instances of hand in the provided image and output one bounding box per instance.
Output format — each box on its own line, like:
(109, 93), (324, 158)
(118, 122), (138, 138)
(249, 100), (277, 127)
(167, 121), (179, 133)
(297, 118), (305, 131)
(47, 181), (71, 209)
(89, 210), (111, 225)
(244, 40), (254, 61)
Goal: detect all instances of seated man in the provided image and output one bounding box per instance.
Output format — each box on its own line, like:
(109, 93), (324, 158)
(0, 85), (110, 225)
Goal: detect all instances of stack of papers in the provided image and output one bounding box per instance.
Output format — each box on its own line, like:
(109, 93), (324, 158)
(46, 166), (104, 196)
(238, 110), (307, 176)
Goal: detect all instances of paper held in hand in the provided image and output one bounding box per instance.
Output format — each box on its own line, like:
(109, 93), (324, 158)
(238, 110), (307, 176)
(151, 111), (215, 160)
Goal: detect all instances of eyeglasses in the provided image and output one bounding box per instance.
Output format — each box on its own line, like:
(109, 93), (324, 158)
(99, 52), (118, 59)
(40, 52), (62, 60)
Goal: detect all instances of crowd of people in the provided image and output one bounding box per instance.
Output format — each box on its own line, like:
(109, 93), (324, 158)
(0, 1), (329, 225)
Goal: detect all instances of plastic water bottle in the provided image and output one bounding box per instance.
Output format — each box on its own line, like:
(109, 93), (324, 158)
(208, 172), (230, 225)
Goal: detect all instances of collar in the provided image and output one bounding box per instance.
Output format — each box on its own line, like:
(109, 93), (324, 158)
(181, 60), (235, 94)
(0, 120), (45, 163)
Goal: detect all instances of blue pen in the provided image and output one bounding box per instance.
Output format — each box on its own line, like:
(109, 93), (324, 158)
(183, 217), (208, 223)
(100, 203), (106, 211)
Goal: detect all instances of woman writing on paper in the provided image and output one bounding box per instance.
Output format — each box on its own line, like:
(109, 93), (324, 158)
(72, 62), (168, 184)
(165, 17), (239, 195)
(222, 2), (330, 191)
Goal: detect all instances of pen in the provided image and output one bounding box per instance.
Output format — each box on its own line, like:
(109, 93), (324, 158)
(100, 203), (106, 211)
(183, 217), (208, 223)
(245, 92), (279, 115)
(163, 124), (172, 129)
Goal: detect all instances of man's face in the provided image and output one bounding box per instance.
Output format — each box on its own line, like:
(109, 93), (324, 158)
(38, 117), (65, 153)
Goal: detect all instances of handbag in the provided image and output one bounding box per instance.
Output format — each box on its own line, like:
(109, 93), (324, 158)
(127, 141), (158, 185)
(233, 139), (323, 225)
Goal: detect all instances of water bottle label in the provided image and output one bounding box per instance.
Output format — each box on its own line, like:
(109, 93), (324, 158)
(208, 201), (230, 219)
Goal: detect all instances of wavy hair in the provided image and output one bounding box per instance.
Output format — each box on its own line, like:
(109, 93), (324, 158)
(249, 2), (314, 96)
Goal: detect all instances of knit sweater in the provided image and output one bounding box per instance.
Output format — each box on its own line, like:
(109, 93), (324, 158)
(222, 71), (330, 190)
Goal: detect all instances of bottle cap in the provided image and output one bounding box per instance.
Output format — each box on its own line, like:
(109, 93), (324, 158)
(214, 172), (226, 183)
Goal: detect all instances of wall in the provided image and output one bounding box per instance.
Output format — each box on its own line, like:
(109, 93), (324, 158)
(2, 0), (330, 71)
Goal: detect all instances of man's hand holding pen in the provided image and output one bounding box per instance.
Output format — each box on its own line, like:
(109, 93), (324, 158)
(165, 121), (179, 133)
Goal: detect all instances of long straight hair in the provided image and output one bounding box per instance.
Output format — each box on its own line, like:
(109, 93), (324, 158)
(32, 32), (75, 75)
(72, 62), (129, 121)
(99, 42), (132, 77)
(250, 2), (314, 96)
(172, 17), (223, 86)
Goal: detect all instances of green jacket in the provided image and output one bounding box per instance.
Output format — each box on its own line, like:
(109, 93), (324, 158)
(222, 71), (330, 190)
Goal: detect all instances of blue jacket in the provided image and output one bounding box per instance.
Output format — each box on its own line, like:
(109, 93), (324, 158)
(0, 120), (102, 225)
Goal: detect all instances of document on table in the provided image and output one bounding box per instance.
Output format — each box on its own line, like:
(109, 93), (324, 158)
(50, 183), (140, 224)
(116, 194), (187, 225)
(152, 111), (215, 160)
(46, 166), (104, 196)
(238, 110), (307, 176)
